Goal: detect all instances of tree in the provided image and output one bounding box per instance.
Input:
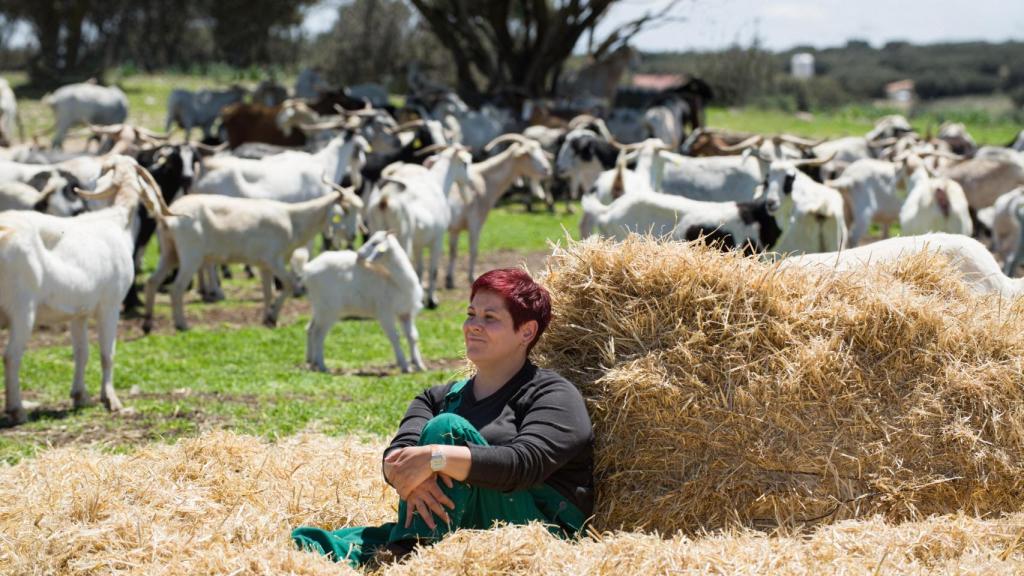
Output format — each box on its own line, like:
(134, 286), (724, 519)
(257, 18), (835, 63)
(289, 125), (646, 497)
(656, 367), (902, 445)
(207, 0), (317, 69)
(407, 0), (684, 100)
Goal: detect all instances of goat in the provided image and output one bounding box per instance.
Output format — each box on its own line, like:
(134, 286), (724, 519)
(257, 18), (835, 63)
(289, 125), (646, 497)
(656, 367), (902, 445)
(365, 145), (472, 308)
(943, 157), (1024, 210)
(762, 155), (849, 254)
(779, 233), (1024, 301)
(0, 77), (22, 147)
(0, 172), (85, 216)
(304, 231), (426, 373)
(826, 158), (907, 246)
(43, 82), (128, 150)
(122, 144), (200, 313)
(581, 189), (781, 253)
(990, 188), (1024, 276)
(0, 155), (167, 424)
(446, 134), (552, 288)
(143, 179), (363, 333)
(165, 85), (247, 141)
(898, 161), (972, 238)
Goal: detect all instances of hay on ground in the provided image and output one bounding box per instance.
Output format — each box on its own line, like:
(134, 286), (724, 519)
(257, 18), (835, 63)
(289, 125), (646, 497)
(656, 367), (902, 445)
(535, 235), (1024, 534)
(2, 431), (1024, 575)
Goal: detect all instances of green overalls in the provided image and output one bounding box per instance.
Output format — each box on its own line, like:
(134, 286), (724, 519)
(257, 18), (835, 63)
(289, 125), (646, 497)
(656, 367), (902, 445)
(291, 379), (587, 568)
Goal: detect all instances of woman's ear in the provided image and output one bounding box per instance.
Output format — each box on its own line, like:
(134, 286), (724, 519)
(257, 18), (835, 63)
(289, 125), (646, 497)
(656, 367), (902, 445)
(518, 320), (538, 346)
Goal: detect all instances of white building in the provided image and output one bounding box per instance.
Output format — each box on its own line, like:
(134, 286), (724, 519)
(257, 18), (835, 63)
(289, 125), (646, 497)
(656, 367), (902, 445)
(790, 53), (815, 79)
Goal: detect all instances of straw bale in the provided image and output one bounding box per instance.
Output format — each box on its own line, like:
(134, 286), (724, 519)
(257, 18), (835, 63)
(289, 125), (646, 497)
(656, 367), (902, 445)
(0, 430), (393, 575)
(3, 431), (1023, 575)
(534, 235), (1024, 533)
(390, 514), (1024, 575)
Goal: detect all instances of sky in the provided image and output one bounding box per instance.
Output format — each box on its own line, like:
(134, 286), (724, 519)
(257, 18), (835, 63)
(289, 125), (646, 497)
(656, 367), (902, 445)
(303, 0), (1024, 53)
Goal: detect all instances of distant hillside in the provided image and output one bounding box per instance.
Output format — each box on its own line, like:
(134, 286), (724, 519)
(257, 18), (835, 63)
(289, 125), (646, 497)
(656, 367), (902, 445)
(640, 40), (1024, 109)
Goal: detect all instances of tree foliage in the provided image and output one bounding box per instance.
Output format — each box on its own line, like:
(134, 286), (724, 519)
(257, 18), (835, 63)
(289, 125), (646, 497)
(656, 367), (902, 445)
(407, 0), (683, 99)
(0, 0), (314, 85)
(307, 0), (454, 91)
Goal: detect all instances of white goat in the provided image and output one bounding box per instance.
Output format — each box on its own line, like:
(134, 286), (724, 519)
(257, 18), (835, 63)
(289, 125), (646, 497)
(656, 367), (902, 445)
(826, 159), (906, 246)
(446, 134), (552, 288)
(763, 156), (848, 254)
(197, 132), (369, 201)
(0, 156), (166, 424)
(580, 189), (782, 252)
(990, 187), (1024, 276)
(143, 180), (363, 333)
(898, 163), (972, 237)
(43, 82), (129, 150)
(0, 173), (84, 216)
(779, 233), (1024, 301)
(0, 77), (21, 147)
(304, 231), (426, 373)
(365, 146), (471, 308)
(638, 145), (768, 202)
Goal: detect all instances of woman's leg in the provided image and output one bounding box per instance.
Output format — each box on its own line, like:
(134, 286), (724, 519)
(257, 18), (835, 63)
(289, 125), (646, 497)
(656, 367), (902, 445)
(388, 413), (550, 542)
(291, 524), (394, 569)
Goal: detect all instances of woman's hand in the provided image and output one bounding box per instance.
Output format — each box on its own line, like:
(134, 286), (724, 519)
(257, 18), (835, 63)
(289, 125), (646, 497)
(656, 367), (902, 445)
(403, 476), (455, 529)
(383, 446), (434, 499)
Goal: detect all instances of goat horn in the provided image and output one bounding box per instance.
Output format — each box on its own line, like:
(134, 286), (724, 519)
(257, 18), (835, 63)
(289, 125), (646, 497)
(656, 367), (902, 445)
(584, 117), (614, 141)
(720, 135), (765, 153)
(868, 137), (899, 148)
(484, 133), (531, 152)
(88, 123), (125, 135)
(299, 120), (346, 132)
(791, 151), (837, 167)
(75, 181), (117, 200)
(917, 149), (964, 161)
(137, 127), (170, 140)
(134, 164), (174, 216)
(777, 134), (823, 147)
(414, 143), (448, 157)
(194, 141), (228, 153)
(388, 120), (425, 134)
(567, 114), (598, 130)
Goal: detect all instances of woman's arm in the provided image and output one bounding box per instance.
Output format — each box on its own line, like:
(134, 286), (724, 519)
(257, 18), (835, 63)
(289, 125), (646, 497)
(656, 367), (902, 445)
(382, 385), (446, 486)
(463, 378), (592, 492)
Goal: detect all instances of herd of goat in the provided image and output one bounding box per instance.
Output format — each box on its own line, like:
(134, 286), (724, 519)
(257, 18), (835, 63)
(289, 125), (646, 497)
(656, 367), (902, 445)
(1, 71), (1024, 425)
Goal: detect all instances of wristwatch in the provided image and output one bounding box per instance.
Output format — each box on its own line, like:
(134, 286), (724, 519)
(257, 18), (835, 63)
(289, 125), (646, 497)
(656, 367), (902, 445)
(429, 447), (446, 472)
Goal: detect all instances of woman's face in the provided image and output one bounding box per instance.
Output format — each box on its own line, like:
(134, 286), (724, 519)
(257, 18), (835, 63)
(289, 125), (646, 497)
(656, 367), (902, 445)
(463, 290), (536, 367)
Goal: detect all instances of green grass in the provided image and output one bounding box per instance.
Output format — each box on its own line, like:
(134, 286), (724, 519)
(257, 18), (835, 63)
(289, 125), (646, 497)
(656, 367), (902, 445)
(707, 102), (1021, 146)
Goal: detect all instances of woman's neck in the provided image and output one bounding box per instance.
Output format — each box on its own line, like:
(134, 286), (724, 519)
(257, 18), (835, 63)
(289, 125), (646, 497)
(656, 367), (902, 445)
(473, 354), (529, 400)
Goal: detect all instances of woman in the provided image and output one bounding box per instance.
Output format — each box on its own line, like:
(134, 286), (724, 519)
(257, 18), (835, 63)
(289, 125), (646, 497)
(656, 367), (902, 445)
(293, 268), (594, 567)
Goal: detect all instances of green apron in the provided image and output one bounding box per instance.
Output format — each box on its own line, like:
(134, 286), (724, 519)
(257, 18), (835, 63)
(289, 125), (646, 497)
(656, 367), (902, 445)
(292, 378), (587, 568)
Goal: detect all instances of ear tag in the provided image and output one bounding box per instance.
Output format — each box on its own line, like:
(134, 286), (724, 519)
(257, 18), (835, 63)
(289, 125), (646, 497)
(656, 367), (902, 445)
(365, 144), (373, 153)
(332, 214), (343, 224)
(413, 138), (422, 148)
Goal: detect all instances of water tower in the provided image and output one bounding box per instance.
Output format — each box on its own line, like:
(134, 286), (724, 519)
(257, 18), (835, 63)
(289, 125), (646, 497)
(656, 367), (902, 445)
(790, 53), (815, 79)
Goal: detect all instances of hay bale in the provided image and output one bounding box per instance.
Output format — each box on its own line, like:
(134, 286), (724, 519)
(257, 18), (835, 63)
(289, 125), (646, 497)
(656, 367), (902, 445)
(390, 515), (1024, 575)
(0, 430), (392, 575)
(535, 236), (1024, 533)
(3, 431), (1023, 574)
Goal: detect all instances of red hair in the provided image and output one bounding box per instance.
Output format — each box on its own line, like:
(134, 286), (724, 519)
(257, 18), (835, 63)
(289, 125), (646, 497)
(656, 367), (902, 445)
(471, 268), (551, 355)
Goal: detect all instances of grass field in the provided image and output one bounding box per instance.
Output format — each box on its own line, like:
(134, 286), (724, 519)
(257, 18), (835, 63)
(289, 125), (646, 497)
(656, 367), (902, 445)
(0, 71), (1021, 464)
